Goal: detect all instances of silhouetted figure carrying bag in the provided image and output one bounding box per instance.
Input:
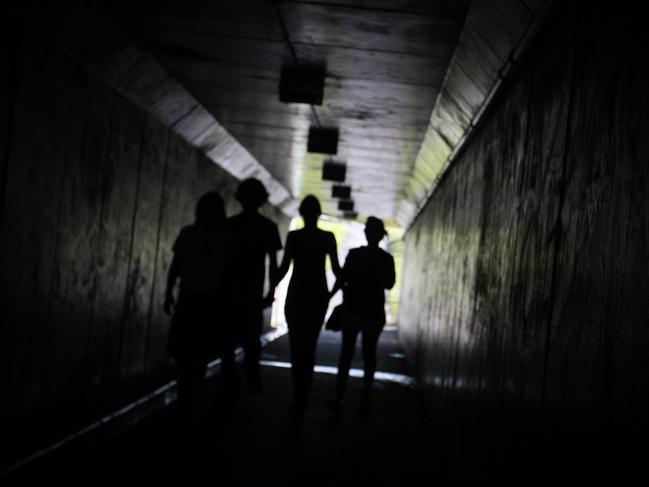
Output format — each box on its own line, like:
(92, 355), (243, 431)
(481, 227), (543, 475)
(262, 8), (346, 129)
(327, 216), (395, 417)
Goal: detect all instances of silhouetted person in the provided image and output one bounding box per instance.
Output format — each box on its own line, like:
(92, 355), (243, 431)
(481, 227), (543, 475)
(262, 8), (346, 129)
(163, 192), (236, 425)
(328, 216), (395, 417)
(274, 195), (341, 414)
(227, 178), (282, 395)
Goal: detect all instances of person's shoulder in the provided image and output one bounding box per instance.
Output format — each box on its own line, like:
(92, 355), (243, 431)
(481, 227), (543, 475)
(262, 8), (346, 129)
(372, 246), (392, 259)
(177, 225), (195, 238)
(345, 246), (363, 262)
(231, 211), (277, 228)
(255, 211), (274, 223)
(380, 248), (395, 265)
(226, 212), (245, 226)
(258, 214), (279, 231)
(352, 246), (389, 260)
(319, 228), (336, 240)
(173, 225), (195, 250)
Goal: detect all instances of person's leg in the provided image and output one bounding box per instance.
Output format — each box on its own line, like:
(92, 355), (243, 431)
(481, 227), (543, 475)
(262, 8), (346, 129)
(241, 306), (263, 394)
(204, 296), (238, 401)
(287, 324), (307, 411)
(172, 293), (209, 424)
(334, 326), (360, 403)
(217, 325), (240, 400)
(302, 322), (322, 397)
(359, 325), (382, 416)
(176, 357), (207, 426)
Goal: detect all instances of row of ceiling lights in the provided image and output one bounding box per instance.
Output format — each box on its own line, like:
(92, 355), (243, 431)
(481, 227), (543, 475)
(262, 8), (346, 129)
(279, 65), (357, 219)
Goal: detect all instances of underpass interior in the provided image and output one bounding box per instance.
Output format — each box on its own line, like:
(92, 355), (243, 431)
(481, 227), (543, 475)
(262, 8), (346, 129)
(1, 0), (647, 483)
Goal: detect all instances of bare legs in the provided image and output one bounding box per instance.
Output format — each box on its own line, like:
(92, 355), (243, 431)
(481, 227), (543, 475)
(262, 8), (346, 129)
(332, 324), (381, 415)
(287, 321), (322, 413)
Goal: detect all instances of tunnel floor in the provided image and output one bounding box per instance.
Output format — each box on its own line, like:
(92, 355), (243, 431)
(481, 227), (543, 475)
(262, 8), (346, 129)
(8, 330), (442, 486)
(6, 329), (640, 486)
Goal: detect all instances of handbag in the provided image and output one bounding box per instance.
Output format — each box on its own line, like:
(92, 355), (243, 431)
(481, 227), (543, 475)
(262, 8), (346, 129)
(325, 303), (346, 331)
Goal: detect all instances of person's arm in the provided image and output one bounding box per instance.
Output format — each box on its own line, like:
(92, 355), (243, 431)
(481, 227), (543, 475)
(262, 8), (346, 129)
(262, 223), (283, 307)
(264, 233), (293, 305)
(274, 233), (293, 285)
(384, 254), (396, 290)
(327, 232), (342, 279)
(269, 248), (278, 279)
(327, 237), (345, 299)
(163, 253), (180, 315)
(262, 251), (279, 308)
(329, 274), (344, 300)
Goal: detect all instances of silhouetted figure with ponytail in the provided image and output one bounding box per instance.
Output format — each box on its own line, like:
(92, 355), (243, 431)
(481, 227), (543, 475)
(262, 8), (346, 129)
(164, 192), (235, 426)
(274, 195), (341, 414)
(328, 216), (395, 417)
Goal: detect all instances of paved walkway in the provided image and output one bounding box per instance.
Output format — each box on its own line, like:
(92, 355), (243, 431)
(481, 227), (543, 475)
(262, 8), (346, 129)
(7, 328), (642, 486)
(8, 329), (450, 486)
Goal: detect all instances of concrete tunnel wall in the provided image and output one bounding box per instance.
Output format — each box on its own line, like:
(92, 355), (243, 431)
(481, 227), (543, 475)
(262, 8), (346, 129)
(399, 3), (649, 430)
(0, 25), (290, 461)
(3, 0), (648, 469)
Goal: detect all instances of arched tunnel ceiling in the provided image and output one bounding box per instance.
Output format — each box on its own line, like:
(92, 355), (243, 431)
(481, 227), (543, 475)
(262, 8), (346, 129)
(107, 0), (471, 223)
(23, 0), (551, 227)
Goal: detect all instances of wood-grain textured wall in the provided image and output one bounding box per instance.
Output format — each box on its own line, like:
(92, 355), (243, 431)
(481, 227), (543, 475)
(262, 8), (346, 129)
(399, 3), (649, 432)
(0, 27), (289, 462)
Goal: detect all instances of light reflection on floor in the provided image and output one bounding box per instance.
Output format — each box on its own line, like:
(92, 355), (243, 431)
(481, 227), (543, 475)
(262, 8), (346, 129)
(259, 360), (417, 388)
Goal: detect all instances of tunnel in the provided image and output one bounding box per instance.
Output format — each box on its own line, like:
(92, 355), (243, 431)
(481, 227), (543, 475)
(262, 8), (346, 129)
(1, 0), (647, 484)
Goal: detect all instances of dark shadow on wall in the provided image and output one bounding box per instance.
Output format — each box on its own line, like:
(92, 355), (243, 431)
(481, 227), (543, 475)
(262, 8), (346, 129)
(398, 0), (649, 454)
(0, 20), (290, 468)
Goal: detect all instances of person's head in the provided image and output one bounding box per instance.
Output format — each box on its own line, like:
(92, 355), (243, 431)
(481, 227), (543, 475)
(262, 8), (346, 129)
(299, 195), (321, 226)
(195, 192), (225, 226)
(235, 178), (269, 210)
(364, 216), (387, 246)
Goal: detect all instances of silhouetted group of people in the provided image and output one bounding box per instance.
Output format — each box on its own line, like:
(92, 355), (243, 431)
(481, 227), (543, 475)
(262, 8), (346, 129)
(163, 178), (395, 425)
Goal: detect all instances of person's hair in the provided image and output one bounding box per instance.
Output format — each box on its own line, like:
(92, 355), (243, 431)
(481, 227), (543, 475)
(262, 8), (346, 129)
(299, 195), (321, 218)
(195, 192), (225, 225)
(235, 178), (269, 209)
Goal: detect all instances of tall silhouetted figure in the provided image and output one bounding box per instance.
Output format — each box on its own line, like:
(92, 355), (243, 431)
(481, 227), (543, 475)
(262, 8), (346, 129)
(227, 178), (282, 395)
(274, 195), (341, 414)
(163, 192), (235, 425)
(328, 216), (395, 417)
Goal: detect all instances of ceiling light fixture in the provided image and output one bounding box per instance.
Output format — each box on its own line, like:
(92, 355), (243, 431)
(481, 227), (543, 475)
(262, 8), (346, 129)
(279, 65), (325, 105)
(337, 200), (354, 212)
(308, 127), (339, 155)
(331, 185), (351, 199)
(322, 161), (346, 182)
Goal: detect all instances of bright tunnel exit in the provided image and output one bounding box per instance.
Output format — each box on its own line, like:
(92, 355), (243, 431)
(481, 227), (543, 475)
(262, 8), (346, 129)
(269, 215), (404, 332)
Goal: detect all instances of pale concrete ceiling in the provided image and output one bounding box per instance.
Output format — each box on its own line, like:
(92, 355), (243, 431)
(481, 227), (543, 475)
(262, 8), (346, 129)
(22, 0), (551, 227)
(105, 0), (471, 223)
